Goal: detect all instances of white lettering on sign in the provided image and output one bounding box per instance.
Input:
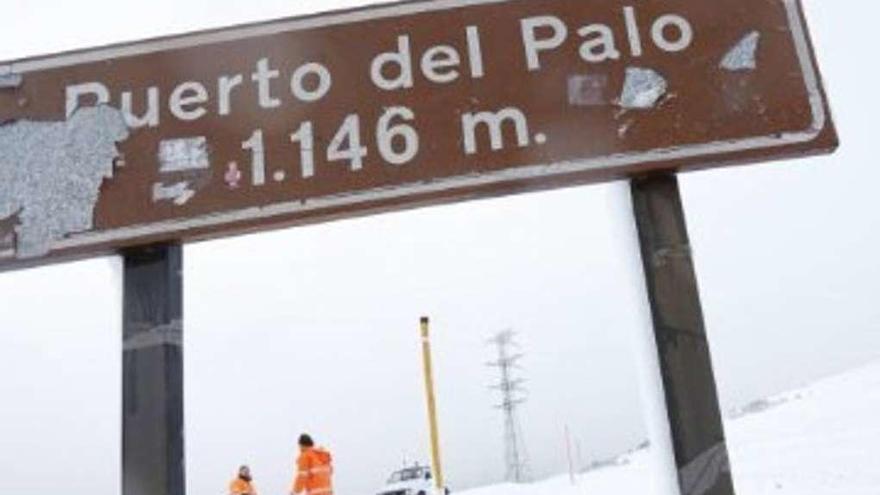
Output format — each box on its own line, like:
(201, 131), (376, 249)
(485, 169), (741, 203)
(622, 6), (643, 57)
(421, 45), (461, 84)
(65, 82), (110, 117)
(521, 16), (568, 71)
(465, 26), (485, 78)
(53, 4), (704, 204)
(651, 14), (694, 52)
(291, 63), (333, 102)
(462, 107), (532, 155)
(520, 7), (694, 71)
(218, 74), (244, 116)
(62, 7), (696, 129)
(252, 58), (282, 109)
(578, 24), (622, 63)
(50, 5), (705, 216)
(377, 106), (419, 165)
(64, 59), (335, 128)
(370, 27), (486, 90)
(241, 107), (421, 186)
(121, 87), (160, 128)
(169, 81), (209, 121)
(371, 35), (414, 91)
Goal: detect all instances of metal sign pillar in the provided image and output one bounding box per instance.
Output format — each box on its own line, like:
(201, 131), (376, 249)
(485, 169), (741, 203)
(121, 244), (185, 495)
(630, 174), (735, 495)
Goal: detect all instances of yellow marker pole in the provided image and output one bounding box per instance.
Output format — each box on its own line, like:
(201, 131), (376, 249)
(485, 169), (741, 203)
(420, 316), (445, 493)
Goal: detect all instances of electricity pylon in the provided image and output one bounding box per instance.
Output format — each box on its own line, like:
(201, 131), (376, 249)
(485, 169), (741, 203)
(487, 330), (530, 483)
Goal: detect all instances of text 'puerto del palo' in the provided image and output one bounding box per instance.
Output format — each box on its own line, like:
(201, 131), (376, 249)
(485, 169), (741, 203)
(66, 7), (696, 129)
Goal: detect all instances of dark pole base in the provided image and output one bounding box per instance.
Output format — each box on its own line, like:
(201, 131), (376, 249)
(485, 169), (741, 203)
(122, 244), (185, 495)
(630, 175), (736, 495)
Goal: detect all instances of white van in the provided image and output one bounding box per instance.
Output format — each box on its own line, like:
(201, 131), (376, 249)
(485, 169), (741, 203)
(376, 464), (449, 495)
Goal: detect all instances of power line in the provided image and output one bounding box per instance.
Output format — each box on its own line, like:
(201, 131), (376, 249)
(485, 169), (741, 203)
(487, 330), (530, 483)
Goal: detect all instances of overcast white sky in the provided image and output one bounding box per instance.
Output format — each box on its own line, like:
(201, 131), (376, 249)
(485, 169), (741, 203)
(1, 1), (879, 495)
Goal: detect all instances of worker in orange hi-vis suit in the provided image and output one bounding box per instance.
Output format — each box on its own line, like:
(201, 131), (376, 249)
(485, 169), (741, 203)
(229, 465), (258, 495)
(291, 433), (334, 495)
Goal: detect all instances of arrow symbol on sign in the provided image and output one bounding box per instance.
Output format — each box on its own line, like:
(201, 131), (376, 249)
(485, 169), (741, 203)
(152, 181), (196, 206)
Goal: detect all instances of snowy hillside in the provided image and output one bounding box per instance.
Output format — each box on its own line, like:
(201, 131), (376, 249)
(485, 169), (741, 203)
(462, 361), (880, 495)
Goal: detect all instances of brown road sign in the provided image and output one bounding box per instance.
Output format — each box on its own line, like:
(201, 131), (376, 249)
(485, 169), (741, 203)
(0, 0), (836, 270)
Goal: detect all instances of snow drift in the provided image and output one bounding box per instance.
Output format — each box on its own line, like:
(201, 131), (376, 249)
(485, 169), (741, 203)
(462, 360), (880, 495)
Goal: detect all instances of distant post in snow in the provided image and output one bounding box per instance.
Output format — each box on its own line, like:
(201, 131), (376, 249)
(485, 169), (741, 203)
(565, 425), (576, 485)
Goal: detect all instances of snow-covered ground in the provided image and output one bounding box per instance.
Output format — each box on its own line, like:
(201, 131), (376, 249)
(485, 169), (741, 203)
(462, 360), (880, 495)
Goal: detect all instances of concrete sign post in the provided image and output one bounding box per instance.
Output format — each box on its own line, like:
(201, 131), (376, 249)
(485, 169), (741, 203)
(0, 0), (835, 270)
(0, 0), (836, 494)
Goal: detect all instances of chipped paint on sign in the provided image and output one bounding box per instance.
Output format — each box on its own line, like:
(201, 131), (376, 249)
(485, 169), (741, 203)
(152, 182), (197, 205)
(0, 106), (129, 258)
(158, 137), (210, 172)
(617, 119), (635, 139)
(567, 74), (610, 106)
(721, 31), (761, 71)
(619, 67), (668, 109)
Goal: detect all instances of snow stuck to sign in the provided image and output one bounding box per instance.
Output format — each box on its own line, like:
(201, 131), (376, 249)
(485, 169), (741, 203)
(0, 106), (129, 258)
(461, 360), (880, 495)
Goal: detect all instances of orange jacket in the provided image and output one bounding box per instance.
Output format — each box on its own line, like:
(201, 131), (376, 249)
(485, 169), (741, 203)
(229, 477), (257, 495)
(292, 447), (334, 495)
